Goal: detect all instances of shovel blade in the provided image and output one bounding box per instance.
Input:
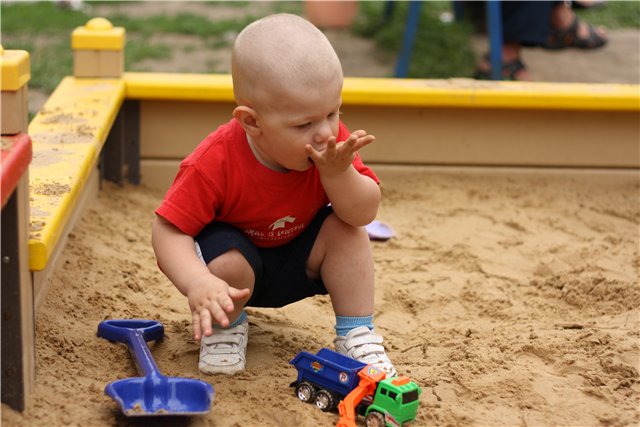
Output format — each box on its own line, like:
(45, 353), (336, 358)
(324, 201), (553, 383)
(106, 376), (214, 416)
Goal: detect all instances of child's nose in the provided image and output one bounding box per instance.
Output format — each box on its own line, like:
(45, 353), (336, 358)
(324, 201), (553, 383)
(313, 121), (333, 146)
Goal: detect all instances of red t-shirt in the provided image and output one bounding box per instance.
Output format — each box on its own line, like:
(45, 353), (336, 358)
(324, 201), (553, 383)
(156, 119), (378, 248)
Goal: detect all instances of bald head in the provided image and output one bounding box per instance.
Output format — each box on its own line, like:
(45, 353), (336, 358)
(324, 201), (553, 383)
(232, 14), (343, 108)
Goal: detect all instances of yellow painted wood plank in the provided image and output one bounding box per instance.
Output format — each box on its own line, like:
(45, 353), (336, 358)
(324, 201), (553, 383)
(124, 72), (235, 102)
(123, 72), (639, 112)
(343, 78), (640, 111)
(27, 77), (125, 270)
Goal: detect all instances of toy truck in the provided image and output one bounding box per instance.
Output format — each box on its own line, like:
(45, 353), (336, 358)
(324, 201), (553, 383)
(290, 348), (421, 427)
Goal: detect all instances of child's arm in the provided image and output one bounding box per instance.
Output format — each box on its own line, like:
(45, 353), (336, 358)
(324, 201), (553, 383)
(306, 130), (380, 226)
(152, 215), (250, 339)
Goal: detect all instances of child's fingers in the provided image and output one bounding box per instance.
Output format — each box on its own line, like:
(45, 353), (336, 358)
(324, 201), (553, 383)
(305, 144), (321, 162)
(354, 135), (375, 150)
(208, 300), (230, 329)
(345, 134), (358, 148)
(217, 291), (236, 313)
(198, 308), (215, 337)
(229, 287), (251, 301)
(192, 312), (203, 340)
(325, 136), (338, 156)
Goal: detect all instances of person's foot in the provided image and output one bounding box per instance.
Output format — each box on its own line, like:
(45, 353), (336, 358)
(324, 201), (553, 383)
(548, 4), (608, 49)
(474, 43), (531, 81)
(474, 57), (530, 81)
(334, 326), (397, 377)
(199, 320), (248, 375)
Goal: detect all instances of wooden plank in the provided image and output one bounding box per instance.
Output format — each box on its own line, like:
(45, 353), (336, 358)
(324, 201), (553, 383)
(1, 174), (34, 412)
(140, 158), (180, 192)
(123, 100), (141, 185)
(102, 107), (125, 185)
(27, 77), (125, 271)
(136, 100), (640, 169)
(126, 73), (639, 170)
(343, 106), (640, 168)
(139, 100), (230, 159)
(1, 134), (32, 207)
(124, 72), (640, 111)
(33, 168), (99, 312)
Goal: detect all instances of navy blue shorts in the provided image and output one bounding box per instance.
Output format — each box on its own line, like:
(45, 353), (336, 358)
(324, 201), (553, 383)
(194, 206), (333, 308)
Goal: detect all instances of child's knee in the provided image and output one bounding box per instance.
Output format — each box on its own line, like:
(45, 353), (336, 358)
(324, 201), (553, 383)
(207, 249), (255, 287)
(322, 214), (369, 243)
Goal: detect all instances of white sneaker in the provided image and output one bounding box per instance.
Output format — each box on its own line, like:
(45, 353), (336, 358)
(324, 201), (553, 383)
(199, 320), (248, 375)
(334, 326), (397, 377)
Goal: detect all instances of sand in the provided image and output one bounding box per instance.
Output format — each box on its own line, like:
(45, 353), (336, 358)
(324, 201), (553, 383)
(2, 165), (639, 427)
(3, 3), (640, 424)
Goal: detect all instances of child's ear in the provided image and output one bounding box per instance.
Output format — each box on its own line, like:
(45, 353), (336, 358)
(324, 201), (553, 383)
(233, 106), (261, 137)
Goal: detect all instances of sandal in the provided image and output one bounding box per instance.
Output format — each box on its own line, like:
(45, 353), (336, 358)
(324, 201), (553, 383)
(545, 17), (608, 50)
(473, 57), (527, 81)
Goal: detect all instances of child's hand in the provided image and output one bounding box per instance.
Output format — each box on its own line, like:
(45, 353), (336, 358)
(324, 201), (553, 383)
(186, 274), (250, 340)
(306, 130), (375, 178)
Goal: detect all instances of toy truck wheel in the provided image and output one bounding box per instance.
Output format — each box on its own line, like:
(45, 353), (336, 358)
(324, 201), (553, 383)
(365, 411), (386, 427)
(295, 381), (316, 403)
(314, 389), (336, 412)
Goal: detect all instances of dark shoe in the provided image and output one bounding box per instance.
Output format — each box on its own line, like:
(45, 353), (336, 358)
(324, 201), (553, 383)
(474, 57), (527, 81)
(545, 17), (608, 50)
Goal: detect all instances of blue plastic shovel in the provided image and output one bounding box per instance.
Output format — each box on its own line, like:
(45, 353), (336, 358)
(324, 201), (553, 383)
(97, 319), (214, 416)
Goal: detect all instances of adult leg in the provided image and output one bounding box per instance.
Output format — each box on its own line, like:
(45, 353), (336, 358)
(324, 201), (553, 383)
(475, 1), (552, 81)
(548, 1), (608, 49)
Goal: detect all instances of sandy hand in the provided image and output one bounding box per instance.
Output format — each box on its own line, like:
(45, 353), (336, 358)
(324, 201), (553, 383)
(187, 276), (250, 340)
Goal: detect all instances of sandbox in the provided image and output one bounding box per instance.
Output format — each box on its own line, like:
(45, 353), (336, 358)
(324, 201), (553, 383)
(1, 17), (639, 427)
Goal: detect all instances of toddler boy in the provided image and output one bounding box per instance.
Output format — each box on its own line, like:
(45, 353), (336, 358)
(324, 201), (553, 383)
(152, 13), (396, 376)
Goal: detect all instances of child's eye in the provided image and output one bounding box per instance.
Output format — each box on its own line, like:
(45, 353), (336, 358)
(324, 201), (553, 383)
(296, 122), (311, 129)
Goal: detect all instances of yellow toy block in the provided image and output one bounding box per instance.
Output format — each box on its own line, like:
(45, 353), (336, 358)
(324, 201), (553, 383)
(71, 18), (125, 78)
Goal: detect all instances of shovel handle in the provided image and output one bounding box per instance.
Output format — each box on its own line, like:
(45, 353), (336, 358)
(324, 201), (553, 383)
(98, 319), (165, 378)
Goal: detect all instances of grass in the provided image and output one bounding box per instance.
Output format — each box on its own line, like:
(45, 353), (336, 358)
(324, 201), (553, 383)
(574, 1), (640, 28)
(107, 12), (257, 38)
(354, 1), (476, 78)
(0, 1), (261, 92)
(354, 0), (640, 79)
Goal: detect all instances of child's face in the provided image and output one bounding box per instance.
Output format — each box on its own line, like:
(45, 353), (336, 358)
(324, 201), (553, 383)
(253, 79), (342, 172)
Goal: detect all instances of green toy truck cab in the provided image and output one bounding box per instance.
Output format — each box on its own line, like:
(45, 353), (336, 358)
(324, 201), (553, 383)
(364, 376), (421, 427)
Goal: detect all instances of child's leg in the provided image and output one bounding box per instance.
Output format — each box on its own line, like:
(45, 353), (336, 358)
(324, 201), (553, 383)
(307, 214), (374, 316)
(197, 248), (254, 375)
(204, 248), (254, 324)
(307, 214), (397, 376)
(195, 223), (261, 375)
